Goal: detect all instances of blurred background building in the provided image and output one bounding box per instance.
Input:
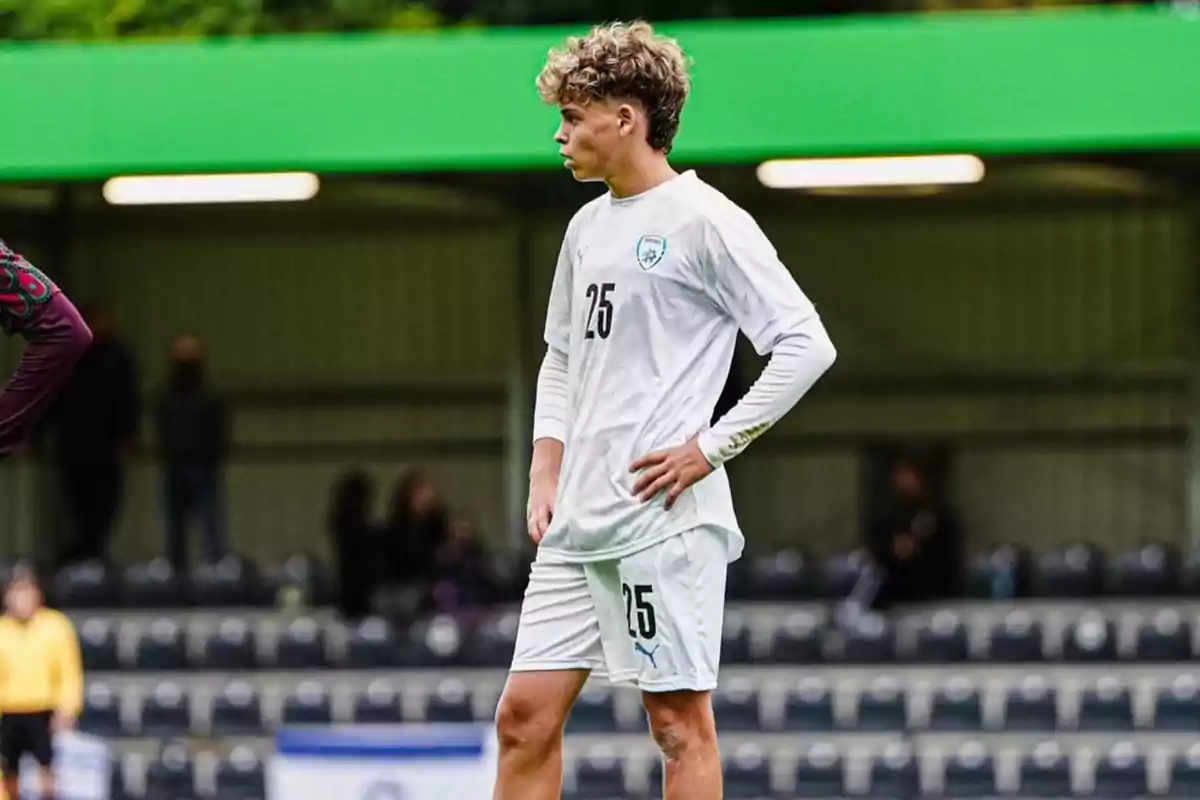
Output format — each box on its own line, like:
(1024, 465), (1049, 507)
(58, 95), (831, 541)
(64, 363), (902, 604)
(1, 0), (1199, 798)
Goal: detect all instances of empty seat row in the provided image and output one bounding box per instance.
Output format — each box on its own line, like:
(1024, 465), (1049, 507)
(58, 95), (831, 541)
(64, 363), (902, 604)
(106, 739), (1200, 800)
(25, 541), (1200, 614)
(111, 744), (264, 800)
(735, 542), (1199, 601)
(79, 605), (1200, 671)
(84, 677), (492, 738)
(565, 740), (1200, 799)
(79, 614), (521, 671)
(80, 672), (1200, 738)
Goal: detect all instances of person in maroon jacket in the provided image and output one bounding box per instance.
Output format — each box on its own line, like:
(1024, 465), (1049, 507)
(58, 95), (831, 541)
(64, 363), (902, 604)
(0, 240), (93, 459)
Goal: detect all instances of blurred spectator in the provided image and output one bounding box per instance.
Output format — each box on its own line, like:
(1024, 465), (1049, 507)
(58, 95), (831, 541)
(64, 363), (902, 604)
(866, 454), (963, 610)
(326, 469), (379, 622)
(155, 335), (230, 573)
(380, 471), (449, 586)
(39, 302), (140, 568)
(429, 515), (497, 611)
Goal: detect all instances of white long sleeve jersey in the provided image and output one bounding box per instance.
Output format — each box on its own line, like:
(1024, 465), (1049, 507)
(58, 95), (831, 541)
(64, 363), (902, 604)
(533, 170), (836, 564)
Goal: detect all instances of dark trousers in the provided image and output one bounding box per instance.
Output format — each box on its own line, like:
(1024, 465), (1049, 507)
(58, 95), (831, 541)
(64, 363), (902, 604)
(163, 463), (226, 573)
(56, 457), (121, 567)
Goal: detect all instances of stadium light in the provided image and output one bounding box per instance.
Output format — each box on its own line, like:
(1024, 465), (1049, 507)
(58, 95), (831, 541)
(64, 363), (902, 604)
(103, 172), (320, 206)
(756, 155), (985, 190)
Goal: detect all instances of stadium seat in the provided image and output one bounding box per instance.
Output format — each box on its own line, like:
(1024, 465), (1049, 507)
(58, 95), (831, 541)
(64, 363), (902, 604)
(712, 678), (762, 732)
(854, 676), (907, 730)
(794, 742), (845, 797)
(1077, 676), (1135, 731)
(1017, 741), (1073, 797)
(748, 548), (814, 600)
(139, 680), (192, 737)
(353, 679), (404, 724)
(464, 611), (518, 668)
(1091, 741), (1148, 798)
(202, 617), (257, 670)
(721, 610), (752, 665)
(134, 618), (188, 670)
(964, 544), (1027, 599)
(766, 610), (824, 664)
(821, 550), (870, 598)
(573, 745), (627, 799)
(424, 678), (474, 723)
(928, 676), (983, 731)
(264, 552), (334, 606)
(345, 617), (397, 669)
(210, 681), (265, 736)
(1135, 608), (1192, 661)
(986, 610), (1045, 662)
(869, 743), (920, 798)
(110, 757), (128, 800)
(1168, 743), (1200, 797)
(281, 680), (333, 725)
(145, 743), (196, 800)
(913, 610), (969, 662)
(78, 617), (121, 671)
(941, 741), (997, 798)
(214, 746), (266, 800)
(409, 614), (467, 667)
(273, 616), (327, 669)
(80, 681), (123, 738)
(54, 559), (117, 609)
(1154, 675), (1200, 731)
(122, 559), (185, 609)
(782, 677), (835, 731)
(1033, 544), (1103, 598)
(190, 554), (260, 607)
(1002, 675), (1059, 731)
(566, 686), (618, 734)
(1106, 542), (1178, 596)
(1061, 611), (1118, 662)
(838, 613), (895, 664)
(722, 743), (773, 798)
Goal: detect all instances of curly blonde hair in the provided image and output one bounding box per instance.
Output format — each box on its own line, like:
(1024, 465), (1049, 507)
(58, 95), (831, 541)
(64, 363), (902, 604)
(537, 21), (692, 154)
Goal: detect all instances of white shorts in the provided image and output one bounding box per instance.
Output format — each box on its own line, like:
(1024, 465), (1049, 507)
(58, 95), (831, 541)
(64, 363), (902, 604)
(510, 526), (728, 693)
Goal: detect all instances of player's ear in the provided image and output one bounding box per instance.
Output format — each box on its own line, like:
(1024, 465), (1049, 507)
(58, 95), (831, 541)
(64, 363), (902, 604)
(616, 103), (638, 137)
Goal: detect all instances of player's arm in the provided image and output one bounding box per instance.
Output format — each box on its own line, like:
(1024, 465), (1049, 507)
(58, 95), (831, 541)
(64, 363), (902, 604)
(52, 613), (84, 728)
(696, 214), (837, 468)
(527, 226), (575, 542)
(0, 244), (92, 459)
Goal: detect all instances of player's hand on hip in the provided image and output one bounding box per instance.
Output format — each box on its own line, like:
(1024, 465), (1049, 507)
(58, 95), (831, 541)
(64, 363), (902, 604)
(527, 476), (557, 544)
(52, 711), (76, 732)
(631, 437), (713, 510)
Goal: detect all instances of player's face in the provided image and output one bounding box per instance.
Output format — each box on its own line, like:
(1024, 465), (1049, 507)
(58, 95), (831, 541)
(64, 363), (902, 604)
(555, 99), (626, 182)
(4, 581), (39, 620)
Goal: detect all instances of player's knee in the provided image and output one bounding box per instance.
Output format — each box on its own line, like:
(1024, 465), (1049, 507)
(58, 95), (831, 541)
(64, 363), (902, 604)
(645, 695), (716, 761)
(495, 690), (561, 757)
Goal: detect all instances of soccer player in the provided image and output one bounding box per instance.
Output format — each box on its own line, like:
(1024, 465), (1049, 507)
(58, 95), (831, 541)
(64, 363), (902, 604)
(0, 239), (92, 458)
(0, 568), (84, 800)
(493, 21), (838, 800)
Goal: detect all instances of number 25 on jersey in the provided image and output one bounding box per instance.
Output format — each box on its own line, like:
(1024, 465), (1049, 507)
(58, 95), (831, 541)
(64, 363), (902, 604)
(584, 282), (615, 340)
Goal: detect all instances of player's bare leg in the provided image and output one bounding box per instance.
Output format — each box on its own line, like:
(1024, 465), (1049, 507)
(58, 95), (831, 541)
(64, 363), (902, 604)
(644, 689), (722, 800)
(493, 669), (590, 800)
(3, 772), (18, 800)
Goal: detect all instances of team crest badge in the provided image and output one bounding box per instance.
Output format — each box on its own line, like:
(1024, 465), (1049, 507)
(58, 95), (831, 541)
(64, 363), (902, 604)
(636, 235), (667, 271)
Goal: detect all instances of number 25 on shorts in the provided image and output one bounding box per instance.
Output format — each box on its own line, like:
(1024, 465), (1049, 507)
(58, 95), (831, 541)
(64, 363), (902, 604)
(622, 582), (656, 639)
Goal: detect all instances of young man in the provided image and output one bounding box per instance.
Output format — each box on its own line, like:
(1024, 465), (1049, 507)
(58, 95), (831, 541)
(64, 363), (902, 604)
(0, 568), (84, 800)
(493, 21), (837, 800)
(0, 239), (93, 459)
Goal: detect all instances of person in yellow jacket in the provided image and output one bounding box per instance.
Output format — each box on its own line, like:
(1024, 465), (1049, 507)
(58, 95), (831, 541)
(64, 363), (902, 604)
(0, 567), (82, 800)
